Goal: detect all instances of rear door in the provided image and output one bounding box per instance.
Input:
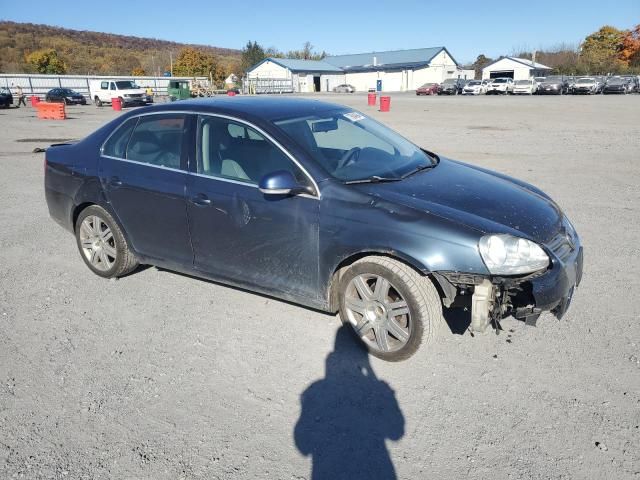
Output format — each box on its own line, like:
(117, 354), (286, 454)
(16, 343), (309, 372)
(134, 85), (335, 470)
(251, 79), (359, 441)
(99, 113), (193, 265)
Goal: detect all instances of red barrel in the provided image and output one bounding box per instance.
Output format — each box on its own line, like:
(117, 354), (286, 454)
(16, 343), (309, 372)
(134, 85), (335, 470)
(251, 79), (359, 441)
(367, 92), (376, 106)
(227, 91), (237, 96)
(379, 96), (391, 112)
(30, 96), (40, 107)
(111, 97), (122, 111)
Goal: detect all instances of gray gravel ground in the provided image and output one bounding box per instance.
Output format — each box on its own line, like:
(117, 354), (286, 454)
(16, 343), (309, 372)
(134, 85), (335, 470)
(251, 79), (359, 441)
(1, 93), (639, 479)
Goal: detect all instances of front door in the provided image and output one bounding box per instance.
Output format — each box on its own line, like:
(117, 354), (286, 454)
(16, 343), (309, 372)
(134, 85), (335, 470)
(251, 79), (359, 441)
(186, 115), (320, 300)
(99, 113), (193, 265)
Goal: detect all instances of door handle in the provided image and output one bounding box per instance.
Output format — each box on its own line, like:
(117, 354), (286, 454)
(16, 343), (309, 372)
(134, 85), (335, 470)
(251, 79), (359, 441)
(109, 176), (122, 187)
(190, 193), (212, 206)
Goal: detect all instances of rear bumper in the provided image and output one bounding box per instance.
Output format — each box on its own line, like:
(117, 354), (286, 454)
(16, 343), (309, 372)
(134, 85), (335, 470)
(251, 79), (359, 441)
(45, 186), (75, 233)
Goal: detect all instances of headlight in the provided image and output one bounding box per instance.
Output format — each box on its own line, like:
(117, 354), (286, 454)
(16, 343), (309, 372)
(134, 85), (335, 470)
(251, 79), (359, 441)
(478, 234), (549, 275)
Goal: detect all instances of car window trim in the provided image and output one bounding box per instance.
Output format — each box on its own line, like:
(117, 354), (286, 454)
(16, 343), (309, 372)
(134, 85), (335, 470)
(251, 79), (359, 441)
(100, 154), (188, 175)
(101, 110), (320, 199)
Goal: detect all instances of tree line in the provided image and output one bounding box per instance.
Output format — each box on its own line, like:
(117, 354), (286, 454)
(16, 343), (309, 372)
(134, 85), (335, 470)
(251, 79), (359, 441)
(469, 25), (640, 77)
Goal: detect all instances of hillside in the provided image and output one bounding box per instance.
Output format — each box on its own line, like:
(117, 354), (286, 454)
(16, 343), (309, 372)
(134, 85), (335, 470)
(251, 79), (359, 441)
(0, 21), (242, 76)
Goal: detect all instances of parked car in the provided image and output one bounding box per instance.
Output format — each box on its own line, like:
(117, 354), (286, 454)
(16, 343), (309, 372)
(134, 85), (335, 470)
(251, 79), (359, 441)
(45, 88), (87, 105)
(534, 76), (546, 88)
(620, 75), (640, 93)
(486, 77), (514, 95)
(572, 77), (601, 95)
(462, 80), (486, 95)
(333, 84), (356, 93)
(537, 76), (569, 95)
(44, 98), (583, 362)
(415, 83), (439, 95)
(89, 79), (148, 107)
(438, 78), (465, 95)
(603, 77), (633, 94)
(513, 79), (538, 95)
(0, 87), (12, 108)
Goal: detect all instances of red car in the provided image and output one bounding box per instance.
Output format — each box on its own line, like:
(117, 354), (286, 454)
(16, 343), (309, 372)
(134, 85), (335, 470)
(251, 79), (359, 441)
(416, 83), (439, 95)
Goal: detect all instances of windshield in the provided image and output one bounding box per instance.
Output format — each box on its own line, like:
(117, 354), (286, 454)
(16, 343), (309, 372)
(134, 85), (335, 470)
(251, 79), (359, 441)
(442, 79), (457, 84)
(0, 87), (10, 94)
(493, 78), (508, 83)
(515, 80), (531, 85)
(420, 83), (437, 88)
(61, 89), (78, 95)
(274, 110), (434, 182)
(607, 78), (624, 84)
(544, 76), (562, 82)
(115, 81), (139, 89)
(577, 78), (594, 84)
(468, 81), (481, 86)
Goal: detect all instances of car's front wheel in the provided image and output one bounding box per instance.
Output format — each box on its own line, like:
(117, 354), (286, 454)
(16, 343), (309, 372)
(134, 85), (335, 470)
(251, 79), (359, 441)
(339, 256), (444, 361)
(75, 205), (138, 278)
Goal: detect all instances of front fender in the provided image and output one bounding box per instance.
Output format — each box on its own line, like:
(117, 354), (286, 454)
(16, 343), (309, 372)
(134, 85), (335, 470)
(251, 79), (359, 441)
(318, 182), (488, 305)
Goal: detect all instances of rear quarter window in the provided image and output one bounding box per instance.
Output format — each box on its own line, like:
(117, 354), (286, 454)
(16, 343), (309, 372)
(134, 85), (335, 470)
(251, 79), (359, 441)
(102, 117), (139, 158)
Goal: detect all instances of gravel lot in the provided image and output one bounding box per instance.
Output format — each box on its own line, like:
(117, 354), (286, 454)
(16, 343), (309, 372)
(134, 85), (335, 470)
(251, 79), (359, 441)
(1, 94), (639, 479)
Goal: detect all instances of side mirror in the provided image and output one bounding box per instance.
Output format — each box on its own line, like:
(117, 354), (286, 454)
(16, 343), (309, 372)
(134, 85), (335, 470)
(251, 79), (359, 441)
(259, 170), (303, 196)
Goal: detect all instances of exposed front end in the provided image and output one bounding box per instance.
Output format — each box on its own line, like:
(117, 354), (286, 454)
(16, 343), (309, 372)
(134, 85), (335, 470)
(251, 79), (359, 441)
(434, 219), (583, 333)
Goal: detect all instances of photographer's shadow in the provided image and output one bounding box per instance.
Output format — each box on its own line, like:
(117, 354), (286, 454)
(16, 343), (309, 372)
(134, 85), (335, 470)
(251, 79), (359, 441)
(294, 326), (405, 480)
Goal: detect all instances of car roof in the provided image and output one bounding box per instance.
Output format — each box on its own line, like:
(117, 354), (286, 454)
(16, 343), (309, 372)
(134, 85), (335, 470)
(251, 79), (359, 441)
(139, 97), (349, 121)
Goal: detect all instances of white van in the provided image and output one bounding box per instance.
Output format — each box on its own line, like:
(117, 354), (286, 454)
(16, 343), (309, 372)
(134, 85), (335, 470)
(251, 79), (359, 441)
(89, 80), (148, 107)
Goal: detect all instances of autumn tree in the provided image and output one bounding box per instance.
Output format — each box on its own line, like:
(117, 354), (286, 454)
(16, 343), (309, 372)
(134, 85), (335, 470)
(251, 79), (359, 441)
(619, 24), (640, 66)
(240, 41), (266, 73)
(131, 67), (146, 76)
(172, 47), (217, 76)
(25, 48), (66, 74)
(580, 26), (626, 73)
(286, 42), (326, 60)
(471, 54), (493, 78)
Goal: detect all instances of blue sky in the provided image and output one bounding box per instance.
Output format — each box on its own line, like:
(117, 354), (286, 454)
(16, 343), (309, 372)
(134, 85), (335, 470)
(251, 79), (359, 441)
(2, 0), (638, 64)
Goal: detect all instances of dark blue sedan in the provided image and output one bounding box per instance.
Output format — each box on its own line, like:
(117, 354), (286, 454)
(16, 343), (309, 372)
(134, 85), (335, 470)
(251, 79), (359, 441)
(45, 98), (583, 361)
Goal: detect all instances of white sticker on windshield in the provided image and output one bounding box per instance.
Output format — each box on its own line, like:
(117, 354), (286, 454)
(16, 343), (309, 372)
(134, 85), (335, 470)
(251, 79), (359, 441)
(343, 112), (365, 122)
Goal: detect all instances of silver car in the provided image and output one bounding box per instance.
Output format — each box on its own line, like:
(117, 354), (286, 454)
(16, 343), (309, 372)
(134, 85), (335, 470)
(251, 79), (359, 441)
(333, 84), (356, 93)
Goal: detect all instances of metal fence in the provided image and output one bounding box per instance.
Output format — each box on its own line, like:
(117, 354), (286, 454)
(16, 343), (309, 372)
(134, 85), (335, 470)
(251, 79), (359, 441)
(243, 78), (294, 94)
(0, 74), (209, 99)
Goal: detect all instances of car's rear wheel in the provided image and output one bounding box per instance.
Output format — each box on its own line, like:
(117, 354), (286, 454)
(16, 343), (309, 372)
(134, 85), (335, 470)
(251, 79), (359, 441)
(94, 96), (102, 107)
(75, 205), (138, 278)
(338, 256), (444, 361)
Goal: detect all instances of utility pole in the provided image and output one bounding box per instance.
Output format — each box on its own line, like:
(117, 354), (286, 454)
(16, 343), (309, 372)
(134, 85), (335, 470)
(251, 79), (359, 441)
(170, 51), (173, 76)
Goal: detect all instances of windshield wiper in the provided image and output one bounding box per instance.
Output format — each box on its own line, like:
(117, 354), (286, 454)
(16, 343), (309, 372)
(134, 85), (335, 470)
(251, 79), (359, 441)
(401, 163), (436, 179)
(344, 175), (402, 185)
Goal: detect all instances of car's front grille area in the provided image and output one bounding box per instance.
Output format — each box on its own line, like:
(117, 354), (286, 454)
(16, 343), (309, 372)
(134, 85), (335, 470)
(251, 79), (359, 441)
(547, 231), (575, 261)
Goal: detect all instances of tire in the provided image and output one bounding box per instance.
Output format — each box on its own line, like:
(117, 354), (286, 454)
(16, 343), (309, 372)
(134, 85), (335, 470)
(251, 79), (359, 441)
(64, 98), (70, 106)
(338, 256), (444, 362)
(94, 96), (102, 107)
(75, 205), (138, 279)
(118, 97), (125, 108)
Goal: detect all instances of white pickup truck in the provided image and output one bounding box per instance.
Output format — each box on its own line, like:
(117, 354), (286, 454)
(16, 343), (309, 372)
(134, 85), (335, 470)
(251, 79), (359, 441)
(89, 80), (150, 107)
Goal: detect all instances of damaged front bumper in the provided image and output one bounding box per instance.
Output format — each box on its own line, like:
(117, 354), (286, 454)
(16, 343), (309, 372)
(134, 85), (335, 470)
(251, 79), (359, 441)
(433, 241), (584, 333)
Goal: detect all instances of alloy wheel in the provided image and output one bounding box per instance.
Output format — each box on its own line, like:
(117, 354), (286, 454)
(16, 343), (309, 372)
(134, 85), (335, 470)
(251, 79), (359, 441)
(344, 274), (412, 353)
(79, 215), (116, 272)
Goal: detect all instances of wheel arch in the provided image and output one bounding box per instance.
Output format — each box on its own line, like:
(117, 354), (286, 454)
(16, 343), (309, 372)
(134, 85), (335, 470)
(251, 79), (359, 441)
(326, 249), (433, 313)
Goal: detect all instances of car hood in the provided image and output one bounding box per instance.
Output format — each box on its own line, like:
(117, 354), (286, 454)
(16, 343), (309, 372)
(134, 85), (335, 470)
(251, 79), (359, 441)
(356, 158), (563, 243)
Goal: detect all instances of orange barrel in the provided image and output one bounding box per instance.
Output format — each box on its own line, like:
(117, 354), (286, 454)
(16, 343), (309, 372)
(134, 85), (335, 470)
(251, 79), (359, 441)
(379, 96), (391, 112)
(227, 91), (236, 96)
(367, 92), (376, 106)
(111, 97), (122, 111)
(30, 96), (40, 107)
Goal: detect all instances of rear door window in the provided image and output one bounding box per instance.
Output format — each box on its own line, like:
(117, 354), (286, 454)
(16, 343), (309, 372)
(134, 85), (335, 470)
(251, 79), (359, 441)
(126, 115), (187, 169)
